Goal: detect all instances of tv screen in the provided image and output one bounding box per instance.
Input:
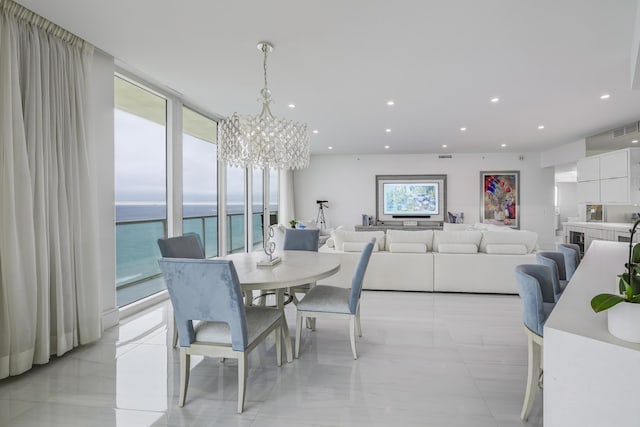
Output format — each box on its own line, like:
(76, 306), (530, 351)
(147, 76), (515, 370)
(383, 182), (439, 216)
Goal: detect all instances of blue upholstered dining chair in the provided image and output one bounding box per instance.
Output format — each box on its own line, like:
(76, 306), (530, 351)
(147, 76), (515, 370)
(283, 228), (320, 303)
(295, 238), (375, 360)
(158, 258), (285, 413)
(535, 251), (566, 300)
(157, 234), (205, 348)
(556, 243), (581, 281)
(515, 264), (556, 421)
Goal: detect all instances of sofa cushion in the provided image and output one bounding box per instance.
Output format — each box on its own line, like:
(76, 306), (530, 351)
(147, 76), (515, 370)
(388, 243), (427, 253)
(332, 229), (385, 251)
(385, 229), (434, 251)
(433, 231), (482, 252)
(437, 243), (479, 254)
(479, 230), (538, 254)
(343, 241), (380, 252)
(485, 244), (528, 255)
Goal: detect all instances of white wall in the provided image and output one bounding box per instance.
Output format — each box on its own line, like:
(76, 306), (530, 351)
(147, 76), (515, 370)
(91, 49), (118, 329)
(294, 152), (556, 249)
(556, 182), (578, 225)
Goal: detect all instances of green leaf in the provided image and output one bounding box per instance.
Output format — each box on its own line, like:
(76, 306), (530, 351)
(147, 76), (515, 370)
(591, 294), (627, 313)
(632, 243), (640, 264)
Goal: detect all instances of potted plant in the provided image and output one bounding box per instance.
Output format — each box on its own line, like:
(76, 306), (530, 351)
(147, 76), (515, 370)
(591, 219), (640, 342)
(289, 219), (297, 229)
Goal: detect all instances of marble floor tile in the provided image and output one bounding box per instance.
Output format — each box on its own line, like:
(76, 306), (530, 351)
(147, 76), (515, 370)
(0, 291), (543, 427)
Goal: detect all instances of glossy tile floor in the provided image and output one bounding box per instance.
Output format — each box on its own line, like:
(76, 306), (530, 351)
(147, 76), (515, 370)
(0, 291), (543, 426)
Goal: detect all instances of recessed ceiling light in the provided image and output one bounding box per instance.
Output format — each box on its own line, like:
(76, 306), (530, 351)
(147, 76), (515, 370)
(442, 144), (447, 148)
(600, 94), (611, 100)
(501, 143), (507, 147)
(384, 145), (390, 149)
(385, 128), (391, 133)
(633, 140), (639, 144)
(328, 146), (333, 150)
(288, 103), (296, 108)
(387, 100), (395, 106)
(460, 127), (467, 132)
(538, 125), (545, 130)
(491, 97), (500, 103)
(312, 129), (319, 134)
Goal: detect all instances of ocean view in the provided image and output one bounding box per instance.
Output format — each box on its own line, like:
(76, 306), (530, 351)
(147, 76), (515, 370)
(115, 203), (276, 306)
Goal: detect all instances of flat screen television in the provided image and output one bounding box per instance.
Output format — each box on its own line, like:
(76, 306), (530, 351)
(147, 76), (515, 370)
(376, 175), (447, 223)
(382, 182), (439, 216)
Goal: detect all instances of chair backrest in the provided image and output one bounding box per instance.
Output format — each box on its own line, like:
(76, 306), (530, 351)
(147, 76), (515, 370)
(515, 264), (556, 336)
(348, 238), (376, 314)
(283, 228), (320, 252)
(556, 243), (580, 281)
(536, 251), (565, 300)
(157, 233), (205, 259)
(158, 258), (248, 350)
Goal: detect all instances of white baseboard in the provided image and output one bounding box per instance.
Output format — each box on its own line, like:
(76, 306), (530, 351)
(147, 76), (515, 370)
(101, 307), (120, 331)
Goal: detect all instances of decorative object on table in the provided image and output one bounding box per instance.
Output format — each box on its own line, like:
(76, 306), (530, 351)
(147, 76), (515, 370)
(591, 219), (640, 342)
(447, 211), (457, 223)
(316, 200), (328, 229)
(289, 219), (298, 229)
(257, 225), (281, 267)
(480, 171), (519, 229)
(217, 41), (309, 170)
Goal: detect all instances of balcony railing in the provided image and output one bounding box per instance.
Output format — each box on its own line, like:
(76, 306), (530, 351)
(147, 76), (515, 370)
(115, 211), (273, 307)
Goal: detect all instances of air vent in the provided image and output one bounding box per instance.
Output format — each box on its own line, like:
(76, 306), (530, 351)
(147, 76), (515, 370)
(438, 154), (453, 159)
(613, 121), (639, 137)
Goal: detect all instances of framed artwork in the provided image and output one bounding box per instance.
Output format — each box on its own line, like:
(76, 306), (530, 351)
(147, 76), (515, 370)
(480, 171), (519, 229)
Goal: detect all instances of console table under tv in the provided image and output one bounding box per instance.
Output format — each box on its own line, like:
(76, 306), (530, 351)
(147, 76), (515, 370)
(355, 223), (443, 232)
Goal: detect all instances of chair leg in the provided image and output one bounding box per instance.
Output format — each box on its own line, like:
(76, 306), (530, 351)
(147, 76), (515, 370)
(178, 349), (190, 407)
(172, 315), (178, 348)
(237, 353), (247, 414)
(356, 307), (362, 337)
(349, 316), (358, 360)
(521, 330), (542, 421)
(295, 311), (303, 358)
(275, 320), (282, 366)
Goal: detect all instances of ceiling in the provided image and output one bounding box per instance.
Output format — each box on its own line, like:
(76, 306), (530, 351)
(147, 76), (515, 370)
(13, 0), (640, 156)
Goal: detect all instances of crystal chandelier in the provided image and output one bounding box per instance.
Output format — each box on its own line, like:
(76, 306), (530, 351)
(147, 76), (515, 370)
(218, 41), (310, 170)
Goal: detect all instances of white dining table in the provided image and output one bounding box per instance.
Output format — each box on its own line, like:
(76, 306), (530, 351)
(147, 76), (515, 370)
(218, 250), (341, 362)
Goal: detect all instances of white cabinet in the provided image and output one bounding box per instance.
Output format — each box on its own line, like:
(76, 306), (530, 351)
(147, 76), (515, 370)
(577, 180), (600, 202)
(600, 177), (628, 203)
(577, 156), (600, 182)
(576, 148), (639, 204)
(600, 150), (628, 179)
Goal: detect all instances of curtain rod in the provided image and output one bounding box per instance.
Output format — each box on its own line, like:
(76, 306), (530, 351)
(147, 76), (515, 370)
(0, 0), (93, 50)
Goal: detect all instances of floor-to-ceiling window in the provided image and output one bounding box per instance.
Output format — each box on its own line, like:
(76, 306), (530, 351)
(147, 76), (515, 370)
(114, 76), (167, 307)
(227, 166), (246, 253)
(252, 168), (264, 250)
(114, 73), (283, 307)
(182, 107), (218, 257)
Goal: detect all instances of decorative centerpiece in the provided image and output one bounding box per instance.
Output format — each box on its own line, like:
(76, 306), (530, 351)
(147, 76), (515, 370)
(289, 219), (297, 229)
(591, 219), (640, 342)
(257, 225), (281, 267)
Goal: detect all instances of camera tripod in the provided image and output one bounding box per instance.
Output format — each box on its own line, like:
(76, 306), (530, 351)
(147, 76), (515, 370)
(316, 201), (328, 229)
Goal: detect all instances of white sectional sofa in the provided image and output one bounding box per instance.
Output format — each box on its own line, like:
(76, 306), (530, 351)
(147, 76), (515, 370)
(318, 228), (538, 294)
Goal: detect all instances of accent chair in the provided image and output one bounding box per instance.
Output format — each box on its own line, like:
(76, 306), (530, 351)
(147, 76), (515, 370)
(295, 238), (375, 359)
(157, 233), (205, 347)
(158, 258), (285, 413)
(515, 264), (556, 421)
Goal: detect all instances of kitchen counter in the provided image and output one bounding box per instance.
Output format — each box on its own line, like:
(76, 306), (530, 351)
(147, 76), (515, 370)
(562, 222), (637, 254)
(562, 221), (633, 232)
(544, 241), (639, 426)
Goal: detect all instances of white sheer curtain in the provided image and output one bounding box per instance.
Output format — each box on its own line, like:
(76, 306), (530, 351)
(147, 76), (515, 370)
(0, 0), (101, 379)
(279, 169), (296, 225)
